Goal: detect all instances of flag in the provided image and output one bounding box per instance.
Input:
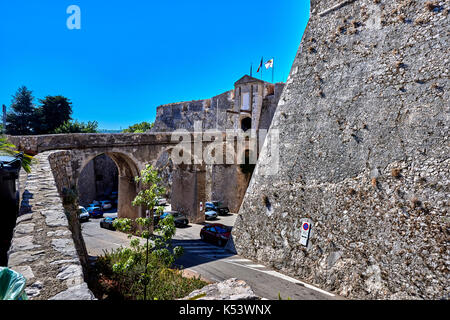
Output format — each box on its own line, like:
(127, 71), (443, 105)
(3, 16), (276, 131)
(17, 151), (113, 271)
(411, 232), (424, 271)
(256, 57), (263, 73)
(265, 58), (274, 69)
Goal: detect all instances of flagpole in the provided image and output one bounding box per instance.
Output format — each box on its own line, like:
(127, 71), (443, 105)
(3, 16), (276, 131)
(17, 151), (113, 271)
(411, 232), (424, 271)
(272, 57), (274, 83)
(261, 56), (263, 81)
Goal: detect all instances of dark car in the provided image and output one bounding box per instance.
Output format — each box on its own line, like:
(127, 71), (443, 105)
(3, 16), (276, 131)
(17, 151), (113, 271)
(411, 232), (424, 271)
(206, 201), (230, 216)
(159, 211), (189, 228)
(86, 205), (104, 218)
(100, 216), (117, 230)
(200, 223), (232, 246)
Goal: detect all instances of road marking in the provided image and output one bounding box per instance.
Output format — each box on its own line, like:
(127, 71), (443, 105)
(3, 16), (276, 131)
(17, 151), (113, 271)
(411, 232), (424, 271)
(200, 254), (235, 259)
(187, 249), (224, 253)
(180, 245), (218, 250)
(226, 258), (253, 263)
(246, 264), (267, 268)
(224, 260), (335, 297)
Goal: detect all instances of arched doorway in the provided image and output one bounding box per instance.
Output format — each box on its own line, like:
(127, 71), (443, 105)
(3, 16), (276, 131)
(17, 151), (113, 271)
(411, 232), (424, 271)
(77, 152), (143, 220)
(78, 154), (118, 208)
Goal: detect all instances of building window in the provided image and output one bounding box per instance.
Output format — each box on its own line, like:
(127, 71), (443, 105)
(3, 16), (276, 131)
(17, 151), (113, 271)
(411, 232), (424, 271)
(241, 117), (252, 132)
(242, 92), (250, 111)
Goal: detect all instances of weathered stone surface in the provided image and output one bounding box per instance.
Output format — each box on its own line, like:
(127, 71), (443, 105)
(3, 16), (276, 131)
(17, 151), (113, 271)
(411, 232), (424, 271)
(232, 0), (449, 300)
(182, 278), (260, 300)
(7, 151), (95, 300)
(7, 250), (45, 266)
(49, 283), (96, 300)
(56, 264), (84, 282)
(9, 236), (41, 253)
(14, 223), (35, 235)
(51, 239), (78, 258)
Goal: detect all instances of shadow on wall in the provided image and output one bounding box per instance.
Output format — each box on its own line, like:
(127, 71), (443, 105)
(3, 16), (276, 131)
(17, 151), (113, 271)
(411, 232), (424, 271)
(78, 154), (118, 206)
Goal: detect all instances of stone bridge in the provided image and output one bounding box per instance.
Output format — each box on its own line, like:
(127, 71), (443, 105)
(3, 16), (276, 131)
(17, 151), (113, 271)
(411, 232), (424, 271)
(8, 132), (221, 224)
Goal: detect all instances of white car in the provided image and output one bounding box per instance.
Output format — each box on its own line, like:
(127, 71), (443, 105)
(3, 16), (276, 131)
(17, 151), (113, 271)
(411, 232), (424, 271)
(157, 198), (167, 206)
(205, 210), (218, 220)
(99, 200), (112, 210)
(78, 206), (90, 222)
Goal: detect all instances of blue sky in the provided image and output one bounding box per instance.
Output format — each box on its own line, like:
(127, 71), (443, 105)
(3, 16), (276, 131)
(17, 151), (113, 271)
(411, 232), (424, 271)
(0, 1), (310, 130)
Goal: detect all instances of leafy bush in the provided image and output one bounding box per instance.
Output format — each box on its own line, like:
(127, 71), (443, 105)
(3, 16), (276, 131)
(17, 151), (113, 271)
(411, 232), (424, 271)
(95, 216), (207, 300)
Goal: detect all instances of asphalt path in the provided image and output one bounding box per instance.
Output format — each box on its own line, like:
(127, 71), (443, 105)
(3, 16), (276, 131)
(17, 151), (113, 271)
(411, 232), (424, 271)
(81, 208), (339, 300)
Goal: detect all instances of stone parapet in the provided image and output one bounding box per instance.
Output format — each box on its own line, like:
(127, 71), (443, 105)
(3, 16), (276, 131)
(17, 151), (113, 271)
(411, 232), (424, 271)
(7, 151), (95, 300)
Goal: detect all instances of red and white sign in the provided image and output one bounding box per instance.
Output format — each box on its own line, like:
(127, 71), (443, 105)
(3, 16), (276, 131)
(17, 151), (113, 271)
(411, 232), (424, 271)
(300, 221), (311, 246)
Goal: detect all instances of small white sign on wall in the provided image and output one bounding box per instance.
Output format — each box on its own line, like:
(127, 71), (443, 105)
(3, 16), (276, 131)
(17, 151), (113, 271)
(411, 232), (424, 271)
(300, 221), (311, 246)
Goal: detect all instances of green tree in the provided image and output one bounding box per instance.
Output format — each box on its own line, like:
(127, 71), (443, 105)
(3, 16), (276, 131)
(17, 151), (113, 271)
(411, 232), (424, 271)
(5, 86), (35, 135)
(113, 164), (184, 300)
(54, 120), (98, 133)
(33, 96), (73, 134)
(122, 121), (154, 133)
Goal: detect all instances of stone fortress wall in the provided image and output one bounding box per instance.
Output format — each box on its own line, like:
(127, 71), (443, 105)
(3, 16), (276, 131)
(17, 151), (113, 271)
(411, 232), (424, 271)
(151, 76), (285, 212)
(152, 80), (285, 133)
(231, 0), (449, 299)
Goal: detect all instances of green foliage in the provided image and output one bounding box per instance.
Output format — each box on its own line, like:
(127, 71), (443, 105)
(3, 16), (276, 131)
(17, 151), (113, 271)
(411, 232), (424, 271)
(61, 187), (78, 205)
(107, 210), (195, 300)
(101, 164), (199, 300)
(0, 136), (34, 173)
(132, 164), (166, 210)
(33, 96), (73, 134)
(122, 121), (154, 133)
(5, 86), (35, 135)
(4, 86), (98, 135)
(54, 120), (98, 134)
(96, 248), (207, 300)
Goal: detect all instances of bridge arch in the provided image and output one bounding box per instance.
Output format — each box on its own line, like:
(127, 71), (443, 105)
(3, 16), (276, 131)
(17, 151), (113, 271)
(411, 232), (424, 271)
(76, 151), (144, 220)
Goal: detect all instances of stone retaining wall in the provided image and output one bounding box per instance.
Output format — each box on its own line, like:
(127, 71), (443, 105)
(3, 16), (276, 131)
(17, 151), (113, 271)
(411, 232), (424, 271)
(7, 151), (95, 300)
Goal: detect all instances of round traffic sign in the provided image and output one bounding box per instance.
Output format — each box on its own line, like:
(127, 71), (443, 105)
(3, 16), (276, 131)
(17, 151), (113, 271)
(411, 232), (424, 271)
(303, 223), (309, 231)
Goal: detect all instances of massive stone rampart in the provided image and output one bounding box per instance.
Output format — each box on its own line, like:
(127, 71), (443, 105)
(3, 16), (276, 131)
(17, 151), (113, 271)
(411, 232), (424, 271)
(8, 151), (95, 300)
(232, 0), (449, 299)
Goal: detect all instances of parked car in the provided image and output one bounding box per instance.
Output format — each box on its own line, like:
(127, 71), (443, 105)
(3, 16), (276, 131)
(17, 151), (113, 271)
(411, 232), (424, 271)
(78, 206), (90, 222)
(86, 205), (103, 218)
(99, 200), (112, 210)
(205, 210), (218, 220)
(158, 211), (189, 228)
(205, 202), (217, 212)
(100, 216), (117, 230)
(157, 198), (167, 206)
(200, 223), (232, 246)
(210, 200), (230, 215)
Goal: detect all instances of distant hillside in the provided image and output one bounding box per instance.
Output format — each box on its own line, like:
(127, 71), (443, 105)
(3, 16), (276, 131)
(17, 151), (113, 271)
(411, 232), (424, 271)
(98, 129), (122, 133)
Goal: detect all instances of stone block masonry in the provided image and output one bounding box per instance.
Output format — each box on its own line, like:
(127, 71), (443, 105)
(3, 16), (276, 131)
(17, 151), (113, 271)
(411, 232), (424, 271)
(232, 0), (449, 299)
(7, 151), (95, 300)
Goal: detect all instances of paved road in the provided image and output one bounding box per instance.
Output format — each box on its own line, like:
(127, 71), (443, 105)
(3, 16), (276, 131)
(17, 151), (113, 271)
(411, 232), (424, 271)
(81, 209), (339, 300)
